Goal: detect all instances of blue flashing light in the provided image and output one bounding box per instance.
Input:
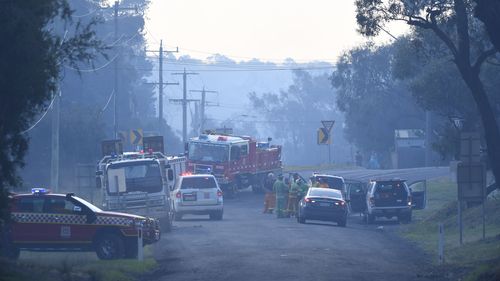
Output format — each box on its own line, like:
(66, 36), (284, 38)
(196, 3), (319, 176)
(31, 188), (48, 195)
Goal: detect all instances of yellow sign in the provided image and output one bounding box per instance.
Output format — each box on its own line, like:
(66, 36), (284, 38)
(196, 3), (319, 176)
(317, 128), (331, 145)
(130, 129), (143, 146)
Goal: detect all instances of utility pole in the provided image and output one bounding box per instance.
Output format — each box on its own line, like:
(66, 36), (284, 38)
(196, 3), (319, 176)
(112, 0), (137, 139)
(190, 87), (218, 134)
(146, 40), (179, 132)
(172, 68), (198, 143)
(51, 90), (61, 192)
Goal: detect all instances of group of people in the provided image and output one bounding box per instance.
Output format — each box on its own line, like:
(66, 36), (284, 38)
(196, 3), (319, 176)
(262, 173), (309, 218)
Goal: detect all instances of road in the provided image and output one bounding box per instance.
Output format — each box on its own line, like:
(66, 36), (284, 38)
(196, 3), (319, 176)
(147, 167), (450, 281)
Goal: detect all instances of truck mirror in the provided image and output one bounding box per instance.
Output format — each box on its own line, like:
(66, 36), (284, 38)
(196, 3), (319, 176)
(95, 177), (101, 189)
(167, 169), (174, 181)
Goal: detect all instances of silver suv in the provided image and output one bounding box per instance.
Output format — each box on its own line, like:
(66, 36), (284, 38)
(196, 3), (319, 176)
(364, 180), (412, 224)
(172, 174), (223, 220)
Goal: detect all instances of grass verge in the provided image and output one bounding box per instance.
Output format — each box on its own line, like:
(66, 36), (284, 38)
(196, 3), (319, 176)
(399, 178), (500, 280)
(0, 246), (157, 281)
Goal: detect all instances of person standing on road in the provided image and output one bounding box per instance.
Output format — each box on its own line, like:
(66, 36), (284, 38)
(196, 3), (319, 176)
(287, 174), (300, 217)
(273, 174), (288, 218)
(297, 178), (309, 202)
(263, 173), (276, 214)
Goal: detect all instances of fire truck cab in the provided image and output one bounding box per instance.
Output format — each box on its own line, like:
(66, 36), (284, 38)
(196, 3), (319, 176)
(186, 133), (282, 195)
(96, 136), (186, 232)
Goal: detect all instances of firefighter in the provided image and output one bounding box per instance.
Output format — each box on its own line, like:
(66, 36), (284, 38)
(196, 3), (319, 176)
(263, 173), (276, 214)
(273, 174), (288, 218)
(287, 174), (300, 217)
(297, 178), (309, 201)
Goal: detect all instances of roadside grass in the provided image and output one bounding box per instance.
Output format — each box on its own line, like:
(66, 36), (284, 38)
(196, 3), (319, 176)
(1, 245), (156, 281)
(400, 177), (500, 280)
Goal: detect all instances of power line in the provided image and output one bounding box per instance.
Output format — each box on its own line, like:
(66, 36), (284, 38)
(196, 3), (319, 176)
(64, 53), (119, 72)
(21, 92), (58, 134)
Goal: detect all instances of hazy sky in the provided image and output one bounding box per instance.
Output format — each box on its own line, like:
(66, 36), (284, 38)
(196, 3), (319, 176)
(145, 0), (407, 63)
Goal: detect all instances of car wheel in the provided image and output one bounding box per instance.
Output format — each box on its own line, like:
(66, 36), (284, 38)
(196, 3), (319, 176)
(1, 242), (20, 260)
(209, 210), (223, 220)
(338, 217), (347, 227)
(124, 239), (138, 259)
(297, 214), (306, 224)
(95, 233), (125, 260)
(174, 212), (183, 221)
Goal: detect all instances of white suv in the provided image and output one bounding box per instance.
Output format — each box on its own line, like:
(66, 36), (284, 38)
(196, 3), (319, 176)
(172, 174), (224, 220)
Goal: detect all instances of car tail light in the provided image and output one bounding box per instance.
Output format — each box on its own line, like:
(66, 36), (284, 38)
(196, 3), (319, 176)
(339, 201), (345, 206)
(176, 191), (181, 199)
(369, 197), (375, 207)
(217, 190), (223, 197)
(407, 196), (412, 206)
(304, 198), (311, 203)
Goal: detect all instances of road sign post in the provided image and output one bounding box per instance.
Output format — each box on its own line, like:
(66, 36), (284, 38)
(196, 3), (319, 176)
(319, 121), (335, 164)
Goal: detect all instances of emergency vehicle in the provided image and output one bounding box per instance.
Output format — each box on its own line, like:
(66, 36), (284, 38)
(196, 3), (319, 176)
(96, 136), (186, 232)
(186, 133), (282, 195)
(5, 188), (160, 260)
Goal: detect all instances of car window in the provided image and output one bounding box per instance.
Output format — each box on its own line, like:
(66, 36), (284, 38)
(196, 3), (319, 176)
(308, 189), (342, 199)
(181, 177), (217, 189)
(45, 197), (78, 214)
(374, 182), (408, 198)
(16, 197), (45, 213)
(314, 176), (344, 190)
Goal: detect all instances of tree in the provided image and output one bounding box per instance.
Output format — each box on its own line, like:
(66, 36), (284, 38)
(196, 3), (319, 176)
(249, 70), (348, 165)
(474, 0), (500, 52)
(0, 0), (104, 236)
(331, 43), (425, 167)
(355, 0), (500, 189)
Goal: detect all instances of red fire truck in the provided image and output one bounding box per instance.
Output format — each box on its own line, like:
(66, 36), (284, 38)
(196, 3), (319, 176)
(185, 133), (282, 195)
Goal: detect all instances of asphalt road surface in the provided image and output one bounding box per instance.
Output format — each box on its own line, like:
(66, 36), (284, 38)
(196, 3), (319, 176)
(148, 167), (450, 281)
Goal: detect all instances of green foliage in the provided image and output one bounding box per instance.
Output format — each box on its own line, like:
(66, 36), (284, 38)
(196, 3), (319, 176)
(0, 0), (104, 232)
(248, 70), (347, 165)
(331, 43), (424, 166)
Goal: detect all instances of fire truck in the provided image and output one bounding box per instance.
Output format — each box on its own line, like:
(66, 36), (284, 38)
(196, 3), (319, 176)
(96, 136), (186, 232)
(185, 133), (282, 195)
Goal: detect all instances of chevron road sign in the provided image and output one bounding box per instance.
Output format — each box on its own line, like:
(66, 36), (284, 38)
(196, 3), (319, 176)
(130, 129), (143, 146)
(317, 127), (331, 145)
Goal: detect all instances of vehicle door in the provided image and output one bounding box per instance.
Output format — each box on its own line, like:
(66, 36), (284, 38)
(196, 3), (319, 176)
(180, 176), (219, 206)
(345, 179), (367, 213)
(43, 196), (91, 244)
(10, 196), (47, 243)
(408, 180), (427, 210)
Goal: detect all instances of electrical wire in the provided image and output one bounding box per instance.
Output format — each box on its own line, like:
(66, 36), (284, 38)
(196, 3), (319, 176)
(21, 92), (58, 134)
(64, 53), (119, 72)
(100, 89), (115, 113)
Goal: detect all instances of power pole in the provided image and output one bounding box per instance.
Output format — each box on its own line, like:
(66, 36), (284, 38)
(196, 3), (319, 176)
(112, 0), (137, 139)
(172, 68), (198, 143)
(146, 40), (179, 132)
(190, 87), (218, 134)
(51, 90), (61, 192)
(169, 98), (200, 139)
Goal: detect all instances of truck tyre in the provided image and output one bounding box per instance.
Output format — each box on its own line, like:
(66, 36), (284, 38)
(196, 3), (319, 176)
(366, 213), (375, 224)
(95, 233), (125, 260)
(124, 239), (138, 259)
(174, 212), (183, 221)
(160, 216), (172, 233)
(209, 210), (223, 221)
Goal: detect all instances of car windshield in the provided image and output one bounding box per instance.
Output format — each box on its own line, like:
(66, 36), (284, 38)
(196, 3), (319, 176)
(72, 196), (102, 212)
(181, 177), (217, 189)
(314, 176), (344, 190)
(308, 188), (342, 199)
(108, 161), (162, 193)
(189, 143), (229, 163)
(375, 182), (408, 199)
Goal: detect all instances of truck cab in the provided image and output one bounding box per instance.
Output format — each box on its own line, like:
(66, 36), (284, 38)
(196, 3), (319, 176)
(96, 137), (186, 232)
